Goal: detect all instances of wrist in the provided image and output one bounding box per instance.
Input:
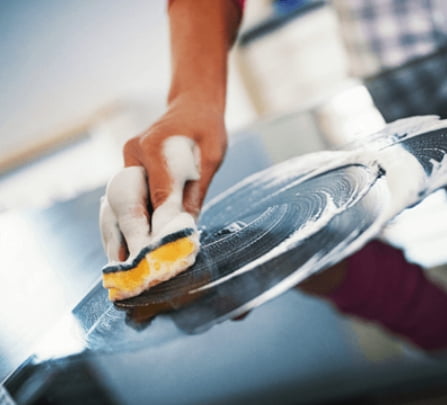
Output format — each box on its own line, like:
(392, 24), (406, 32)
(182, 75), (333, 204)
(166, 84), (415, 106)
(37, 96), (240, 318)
(166, 0), (241, 115)
(167, 89), (226, 115)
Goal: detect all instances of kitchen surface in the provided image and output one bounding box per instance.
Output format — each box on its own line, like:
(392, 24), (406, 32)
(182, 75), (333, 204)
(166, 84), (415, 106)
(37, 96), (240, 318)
(2, 1), (447, 404)
(2, 110), (447, 404)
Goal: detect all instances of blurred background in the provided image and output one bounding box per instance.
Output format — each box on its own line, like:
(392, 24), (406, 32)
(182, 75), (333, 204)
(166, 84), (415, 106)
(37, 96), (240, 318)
(0, 0), (385, 210)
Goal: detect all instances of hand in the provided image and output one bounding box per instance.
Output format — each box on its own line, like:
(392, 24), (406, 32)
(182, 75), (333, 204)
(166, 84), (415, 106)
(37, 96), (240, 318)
(124, 94), (227, 217)
(100, 94), (227, 262)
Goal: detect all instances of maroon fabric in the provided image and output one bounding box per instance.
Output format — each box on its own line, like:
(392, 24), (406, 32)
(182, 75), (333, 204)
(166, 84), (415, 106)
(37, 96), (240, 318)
(327, 241), (447, 351)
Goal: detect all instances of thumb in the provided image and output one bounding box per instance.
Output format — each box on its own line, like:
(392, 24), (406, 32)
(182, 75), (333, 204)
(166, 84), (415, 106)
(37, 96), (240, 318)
(146, 136), (200, 236)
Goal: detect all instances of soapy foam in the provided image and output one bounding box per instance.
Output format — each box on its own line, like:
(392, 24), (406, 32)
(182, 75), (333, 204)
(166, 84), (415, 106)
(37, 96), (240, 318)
(376, 145), (427, 219)
(101, 117), (447, 315)
(105, 166), (151, 258)
(193, 126), (440, 295)
(193, 160), (384, 293)
(103, 136), (200, 264)
(126, 116), (447, 332)
(151, 136), (200, 240)
(104, 230), (200, 301)
(99, 197), (123, 262)
(101, 136), (201, 300)
(427, 154), (447, 194)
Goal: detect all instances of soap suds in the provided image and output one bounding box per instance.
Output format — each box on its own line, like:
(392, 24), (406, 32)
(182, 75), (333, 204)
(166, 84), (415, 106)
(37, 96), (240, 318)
(101, 117), (447, 316)
(102, 136), (201, 264)
(194, 117), (447, 294)
(192, 160), (383, 293)
(101, 166), (151, 260)
(101, 136), (202, 300)
(151, 136), (200, 241)
(427, 154), (447, 194)
(99, 198), (123, 262)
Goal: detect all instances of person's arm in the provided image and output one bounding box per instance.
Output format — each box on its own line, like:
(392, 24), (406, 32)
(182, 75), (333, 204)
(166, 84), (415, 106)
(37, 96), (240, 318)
(124, 0), (242, 216)
(298, 241), (447, 351)
(101, 0), (243, 261)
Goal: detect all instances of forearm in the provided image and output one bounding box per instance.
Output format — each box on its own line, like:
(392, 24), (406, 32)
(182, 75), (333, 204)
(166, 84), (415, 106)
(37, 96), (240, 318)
(167, 0), (242, 111)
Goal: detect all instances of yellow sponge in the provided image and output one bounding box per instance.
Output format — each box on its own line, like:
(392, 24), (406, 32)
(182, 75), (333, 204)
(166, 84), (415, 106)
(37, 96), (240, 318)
(102, 228), (199, 301)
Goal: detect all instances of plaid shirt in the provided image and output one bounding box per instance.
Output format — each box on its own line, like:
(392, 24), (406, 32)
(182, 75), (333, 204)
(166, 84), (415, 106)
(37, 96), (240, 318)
(332, 0), (447, 78)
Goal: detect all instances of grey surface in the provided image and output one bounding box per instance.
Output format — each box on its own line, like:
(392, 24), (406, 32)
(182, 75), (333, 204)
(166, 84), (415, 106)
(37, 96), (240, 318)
(2, 119), (447, 404)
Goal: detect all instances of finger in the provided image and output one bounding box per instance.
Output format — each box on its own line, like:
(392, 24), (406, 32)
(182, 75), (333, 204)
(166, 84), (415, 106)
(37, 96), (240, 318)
(106, 166), (152, 258)
(99, 197), (123, 261)
(183, 151), (220, 216)
(182, 180), (201, 218)
(123, 137), (142, 167)
(147, 136), (200, 236)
